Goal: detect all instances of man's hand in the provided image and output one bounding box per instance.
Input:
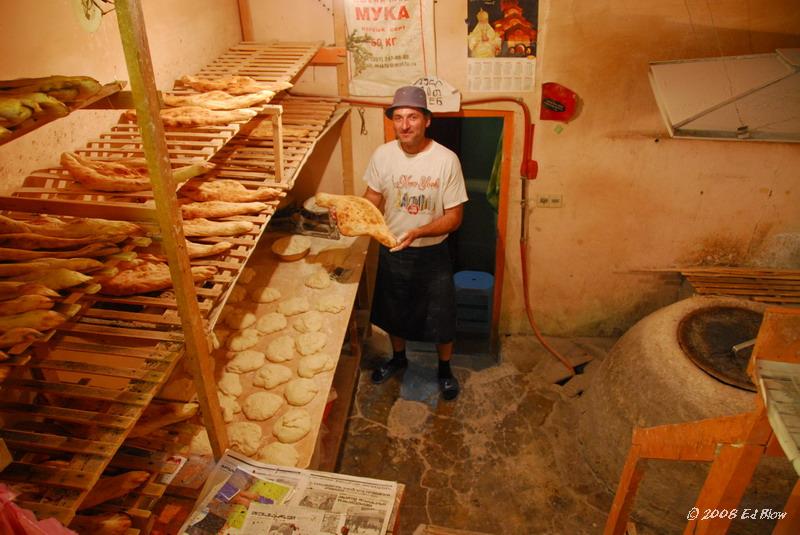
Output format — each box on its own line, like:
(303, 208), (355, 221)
(390, 230), (416, 252)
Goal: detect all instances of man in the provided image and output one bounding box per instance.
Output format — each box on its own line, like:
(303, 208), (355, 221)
(363, 85), (468, 400)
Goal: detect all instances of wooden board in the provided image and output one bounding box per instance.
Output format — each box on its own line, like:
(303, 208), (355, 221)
(209, 234), (369, 468)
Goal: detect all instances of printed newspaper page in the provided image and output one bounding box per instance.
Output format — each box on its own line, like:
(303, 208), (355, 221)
(180, 450), (397, 535)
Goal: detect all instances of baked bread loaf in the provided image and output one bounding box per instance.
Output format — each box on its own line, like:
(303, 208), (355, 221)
(182, 218), (254, 237)
(123, 106), (257, 128)
(179, 75), (292, 95)
(315, 192), (397, 248)
(61, 152), (212, 192)
(100, 260), (217, 296)
(180, 200), (269, 219)
(180, 179), (282, 202)
(163, 89), (276, 110)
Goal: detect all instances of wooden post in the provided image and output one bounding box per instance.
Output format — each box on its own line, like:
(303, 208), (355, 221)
(115, 0), (228, 459)
(237, 0), (254, 41)
(332, 0), (356, 194)
(262, 104), (284, 183)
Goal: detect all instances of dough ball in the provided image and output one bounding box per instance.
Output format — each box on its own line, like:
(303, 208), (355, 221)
(240, 267), (256, 285)
(256, 311), (287, 334)
(251, 286), (281, 303)
(227, 421), (262, 456)
(305, 270), (331, 289)
(272, 408), (311, 443)
(228, 285), (247, 304)
(226, 349), (266, 373)
(284, 378), (319, 406)
(296, 331), (326, 355)
(316, 294), (346, 313)
(190, 429), (212, 456)
(227, 328), (260, 351)
(297, 353), (336, 378)
(218, 371), (243, 397)
(225, 308), (257, 330)
(214, 326), (231, 346)
(257, 442), (299, 467)
(242, 391), (284, 421)
(218, 392), (241, 423)
(278, 296), (310, 316)
(293, 310), (322, 333)
(271, 235), (311, 257)
(266, 335), (295, 363)
(253, 363), (293, 389)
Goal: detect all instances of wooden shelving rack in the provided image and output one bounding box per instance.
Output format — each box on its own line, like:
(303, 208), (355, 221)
(0, 15), (350, 528)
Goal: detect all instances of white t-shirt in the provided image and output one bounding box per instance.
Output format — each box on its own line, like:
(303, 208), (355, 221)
(364, 140), (468, 247)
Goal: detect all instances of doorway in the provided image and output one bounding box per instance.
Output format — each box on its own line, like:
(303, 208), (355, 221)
(383, 110), (514, 360)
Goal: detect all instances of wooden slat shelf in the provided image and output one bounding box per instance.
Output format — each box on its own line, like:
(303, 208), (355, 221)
(0, 39), (350, 528)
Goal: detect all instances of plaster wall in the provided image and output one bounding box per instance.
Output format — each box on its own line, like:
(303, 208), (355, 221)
(260, 1), (800, 337)
(0, 0), (241, 194)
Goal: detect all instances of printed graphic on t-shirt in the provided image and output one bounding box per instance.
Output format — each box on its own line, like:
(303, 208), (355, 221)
(392, 174), (440, 215)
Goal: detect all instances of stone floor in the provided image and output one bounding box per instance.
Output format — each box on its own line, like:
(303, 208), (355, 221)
(336, 330), (621, 535)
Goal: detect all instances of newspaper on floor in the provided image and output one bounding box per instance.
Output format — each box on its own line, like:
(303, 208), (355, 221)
(180, 449), (398, 535)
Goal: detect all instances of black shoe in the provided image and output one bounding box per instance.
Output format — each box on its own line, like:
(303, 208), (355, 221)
(439, 375), (460, 400)
(371, 358), (407, 384)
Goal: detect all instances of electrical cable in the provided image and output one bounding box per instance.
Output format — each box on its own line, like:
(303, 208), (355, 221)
(288, 91), (575, 375)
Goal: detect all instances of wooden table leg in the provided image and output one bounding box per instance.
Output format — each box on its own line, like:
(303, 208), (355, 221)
(604, 444), (645, 535)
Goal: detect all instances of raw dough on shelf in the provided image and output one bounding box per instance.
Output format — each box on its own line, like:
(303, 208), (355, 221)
(272, 408), (312, 443)
(227, 328), (260, 351)
(256, 311), (287, 334)
(225, 309), (256, 330)
(266, 335), (295, 363)
(190, 430), (212, 456)
(296, 331), (326, 355)
(218, 372), (243, 397)
(226, 349), (266, 373)
(242, 391), (284, 421)
(228, 285), (247, 304)
(227, 421), (262, 456)
(297, 353), (336, 378)
(278, 296), (310, 316)
(304, 269), (331, 289)
(293, 310), (322, 333)
(252, 286), (281, 303)
(315, 294), (346, 314)
(240, 267), (256, 284)
(253, 363), (293, 389)
(257, 442), (299, 467)
(218, 392), (241, 423)
(284, 378), (319, 406)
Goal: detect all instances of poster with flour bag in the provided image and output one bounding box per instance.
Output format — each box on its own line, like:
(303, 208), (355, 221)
(345, 0), (436, 96)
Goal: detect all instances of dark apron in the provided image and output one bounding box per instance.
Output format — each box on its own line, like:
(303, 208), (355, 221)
(370, 241), (456, 344)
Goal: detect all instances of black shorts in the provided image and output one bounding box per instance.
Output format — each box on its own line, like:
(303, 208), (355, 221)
(370, 241), (456, 344)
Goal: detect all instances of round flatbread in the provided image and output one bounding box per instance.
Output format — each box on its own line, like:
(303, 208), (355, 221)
(284, 378), (319, 406)
(266, 335), (295, 363)
(272, 408), (311, 443)
(242, 392), (284, 421)
(256, 311), (287, 334)
(257, 442), (299, 467)
(252, 363), (293, 389)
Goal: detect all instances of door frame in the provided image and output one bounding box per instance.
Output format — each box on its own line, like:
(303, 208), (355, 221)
(384, 109), (514, 353)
